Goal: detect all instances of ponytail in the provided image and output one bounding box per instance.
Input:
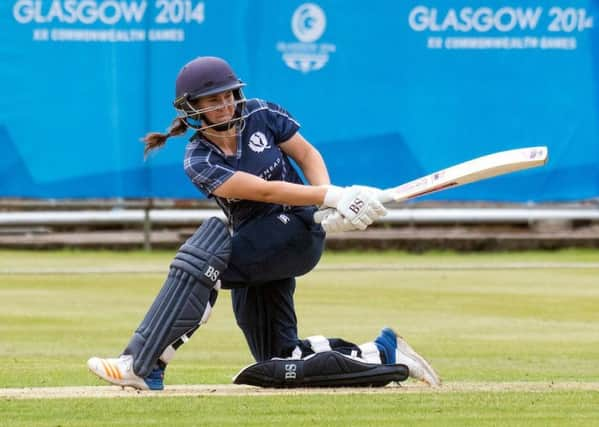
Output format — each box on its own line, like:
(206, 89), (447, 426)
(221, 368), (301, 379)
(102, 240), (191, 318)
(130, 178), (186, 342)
(142, 117), (188, 158)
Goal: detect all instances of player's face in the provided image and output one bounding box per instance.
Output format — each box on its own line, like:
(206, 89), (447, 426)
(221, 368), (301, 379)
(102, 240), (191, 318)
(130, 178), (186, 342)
(194, 90), (235, 124)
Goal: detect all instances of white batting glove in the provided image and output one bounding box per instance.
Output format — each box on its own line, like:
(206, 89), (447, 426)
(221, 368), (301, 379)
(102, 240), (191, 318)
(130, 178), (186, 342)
(322, 185), (388, 230)
(314, 207), (359, 232)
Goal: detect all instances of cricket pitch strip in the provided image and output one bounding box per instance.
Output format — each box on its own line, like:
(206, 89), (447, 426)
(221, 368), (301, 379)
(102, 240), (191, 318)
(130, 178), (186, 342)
(2, 382), (599, 399)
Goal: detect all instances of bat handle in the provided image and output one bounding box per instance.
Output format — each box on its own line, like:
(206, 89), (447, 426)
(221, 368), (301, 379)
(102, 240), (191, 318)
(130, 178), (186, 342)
(377, 190), (396, 205)
(313, 188), (395, 225)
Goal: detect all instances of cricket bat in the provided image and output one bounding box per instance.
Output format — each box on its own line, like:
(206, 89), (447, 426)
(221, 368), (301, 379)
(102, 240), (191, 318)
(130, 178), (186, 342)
(315, 146), (549, 223)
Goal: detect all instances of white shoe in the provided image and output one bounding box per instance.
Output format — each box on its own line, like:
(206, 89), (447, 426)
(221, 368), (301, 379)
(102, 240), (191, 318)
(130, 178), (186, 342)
(395, 335), (441, 386)
(375, 327), (441, 387)
(87, 355), (150, 390)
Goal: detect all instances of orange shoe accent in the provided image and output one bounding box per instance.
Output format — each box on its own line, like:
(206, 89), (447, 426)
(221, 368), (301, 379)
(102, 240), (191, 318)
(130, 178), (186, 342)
(110, 362), (123, 380)
(100, 360), (113, 378)
(114, 364), (123, 380)
(101, 360), (121, 380)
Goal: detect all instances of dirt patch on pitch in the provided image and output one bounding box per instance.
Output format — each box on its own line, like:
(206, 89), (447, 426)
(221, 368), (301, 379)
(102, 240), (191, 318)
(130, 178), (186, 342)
(2, 382), (598, 399)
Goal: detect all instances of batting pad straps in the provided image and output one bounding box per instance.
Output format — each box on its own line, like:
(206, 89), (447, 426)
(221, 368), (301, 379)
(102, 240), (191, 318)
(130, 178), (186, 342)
(123, 218), (231, 377)
(358, 341), (382, 364)
(306, 335), (332, 353)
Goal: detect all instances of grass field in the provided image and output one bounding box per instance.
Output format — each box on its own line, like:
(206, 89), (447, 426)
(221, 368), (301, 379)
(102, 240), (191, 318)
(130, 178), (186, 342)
(1, 249), (598, 426)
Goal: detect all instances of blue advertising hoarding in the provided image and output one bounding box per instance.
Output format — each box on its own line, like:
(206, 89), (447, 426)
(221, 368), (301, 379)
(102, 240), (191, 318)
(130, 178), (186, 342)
(1, 1), (598, 201)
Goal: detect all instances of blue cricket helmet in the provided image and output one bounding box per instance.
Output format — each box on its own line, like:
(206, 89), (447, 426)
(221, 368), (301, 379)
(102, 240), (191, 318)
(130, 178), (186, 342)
(173, 56), (247, 131)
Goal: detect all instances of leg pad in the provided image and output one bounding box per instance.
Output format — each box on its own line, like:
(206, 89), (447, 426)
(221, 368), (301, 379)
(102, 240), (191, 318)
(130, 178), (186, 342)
(233, 351), (409, 388)
(123, 218), (231, 377)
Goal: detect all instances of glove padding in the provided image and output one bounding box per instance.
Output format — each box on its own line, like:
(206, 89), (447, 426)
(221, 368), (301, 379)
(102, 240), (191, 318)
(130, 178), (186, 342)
(315, 208), (357, 233)
(320, 185), (388, 231)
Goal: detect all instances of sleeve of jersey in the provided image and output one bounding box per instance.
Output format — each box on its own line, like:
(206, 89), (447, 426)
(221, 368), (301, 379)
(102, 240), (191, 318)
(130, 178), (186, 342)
(184, 152), (236, 196)
(265, 102), (301, 143)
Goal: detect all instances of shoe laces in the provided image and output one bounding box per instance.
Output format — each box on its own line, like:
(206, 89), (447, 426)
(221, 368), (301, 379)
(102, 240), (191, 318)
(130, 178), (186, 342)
(118, 355), (134, 372)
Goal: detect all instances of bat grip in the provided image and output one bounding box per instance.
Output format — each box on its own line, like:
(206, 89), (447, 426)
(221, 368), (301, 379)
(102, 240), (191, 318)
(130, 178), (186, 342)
(313, 187), (395, 224)
(377, 190), (396, 204)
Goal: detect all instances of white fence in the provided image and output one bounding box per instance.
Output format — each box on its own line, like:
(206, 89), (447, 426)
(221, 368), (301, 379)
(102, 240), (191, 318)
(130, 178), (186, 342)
(1, 207), (598, 226)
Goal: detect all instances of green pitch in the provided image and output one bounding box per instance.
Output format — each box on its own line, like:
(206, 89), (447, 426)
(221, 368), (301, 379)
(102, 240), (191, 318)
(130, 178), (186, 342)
(1, 249), (598, 426)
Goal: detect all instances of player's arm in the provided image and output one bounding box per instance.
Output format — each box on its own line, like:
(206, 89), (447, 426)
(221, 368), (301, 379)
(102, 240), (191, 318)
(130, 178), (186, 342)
(211, 171), (384, 230)
(279, 132), (330, 186)
(212, 132), (331, 205)
(212, 172), (327, 206)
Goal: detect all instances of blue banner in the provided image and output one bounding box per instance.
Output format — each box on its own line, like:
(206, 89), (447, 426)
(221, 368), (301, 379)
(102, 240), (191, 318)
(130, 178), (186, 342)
(1, 1), (598, 201)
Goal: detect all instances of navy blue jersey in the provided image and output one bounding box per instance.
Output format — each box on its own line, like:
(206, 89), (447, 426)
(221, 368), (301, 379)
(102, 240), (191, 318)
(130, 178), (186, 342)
(184, 99), (305, 230)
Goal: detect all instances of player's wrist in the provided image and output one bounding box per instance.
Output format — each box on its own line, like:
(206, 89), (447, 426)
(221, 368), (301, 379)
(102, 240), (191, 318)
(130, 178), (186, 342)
(322, 185), (344, 208)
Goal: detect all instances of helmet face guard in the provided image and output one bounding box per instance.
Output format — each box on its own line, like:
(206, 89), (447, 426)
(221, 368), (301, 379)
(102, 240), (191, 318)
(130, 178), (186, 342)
(173, 57), (247, 131)
(174, 87), (247, 131)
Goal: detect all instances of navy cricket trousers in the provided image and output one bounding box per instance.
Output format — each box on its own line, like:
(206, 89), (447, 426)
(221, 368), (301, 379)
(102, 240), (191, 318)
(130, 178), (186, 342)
(220, 206), (325, 362)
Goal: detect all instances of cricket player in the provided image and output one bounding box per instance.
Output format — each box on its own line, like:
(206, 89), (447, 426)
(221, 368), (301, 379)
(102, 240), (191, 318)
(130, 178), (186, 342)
(87, 56), (440, 390)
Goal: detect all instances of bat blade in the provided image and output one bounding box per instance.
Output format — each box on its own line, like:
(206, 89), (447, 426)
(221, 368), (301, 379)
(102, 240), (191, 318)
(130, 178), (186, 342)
(379, 146), (548, 203)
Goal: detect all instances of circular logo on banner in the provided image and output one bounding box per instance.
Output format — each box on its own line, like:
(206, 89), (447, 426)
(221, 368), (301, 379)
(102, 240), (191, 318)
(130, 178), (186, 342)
(292, 3), (326, 43)
(276, 3), (336, 73)
(248, 132), (271, 153)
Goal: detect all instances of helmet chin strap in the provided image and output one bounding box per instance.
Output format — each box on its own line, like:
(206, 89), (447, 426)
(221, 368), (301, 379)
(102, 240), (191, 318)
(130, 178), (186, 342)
(200, 114), (235, 132)
(197, 98), (246, 135)
(199, 115), (246, 139)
